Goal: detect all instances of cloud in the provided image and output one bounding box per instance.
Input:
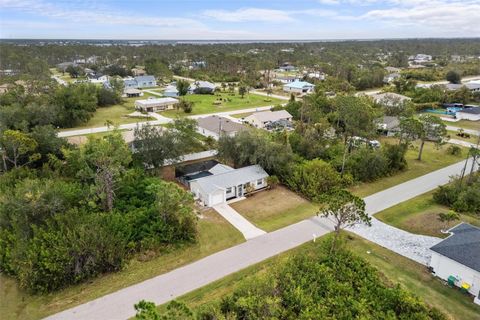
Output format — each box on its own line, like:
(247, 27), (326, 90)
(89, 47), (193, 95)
(203, 8), (294, 22)
(360, 0), (480, 32)
(318, 0), (340, 5)
(0, 0), (203, 28)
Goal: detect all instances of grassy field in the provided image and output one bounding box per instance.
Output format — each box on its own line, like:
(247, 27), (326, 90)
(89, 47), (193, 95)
(350, 139), (467, 197)
(448, 120), (480, 132)
(162, 92), (282, 117)
(447, 130), (479, 143)
(230, 186), (318, 231)
(375, 191), (480, 238)
(61, 93), (156, 130)
(1, 210), (244, 320)
(50, 68), (83, 83)
(157, 234), (480, 320)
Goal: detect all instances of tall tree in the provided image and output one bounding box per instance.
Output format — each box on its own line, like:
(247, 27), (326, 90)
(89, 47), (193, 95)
(176, 79), (190, 96)
(0, 130), (40, 170)
(318, 189), (370, 252)
(416, 114), (447, 161)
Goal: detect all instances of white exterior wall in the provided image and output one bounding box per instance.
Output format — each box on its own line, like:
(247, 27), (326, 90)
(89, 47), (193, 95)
(283, 86), (303, 94)
(430, 251), (480, 297)
(456, 112), (480, 121)
(253, 178), (267, 190)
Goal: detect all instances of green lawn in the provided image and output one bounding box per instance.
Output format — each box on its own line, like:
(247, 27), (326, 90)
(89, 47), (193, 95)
(375, 191), (480, 238)
(350, 139), (467, 197)
(61, 93), (156, 130)
(230, 111), (254, 119)
(449, 119), (480, 132)
(447, 130), (479, 143)
(157, 234), (480, 320)
(162, 92), (282, 117)
(230, 186), (318, 232)
(1, 210), (244, 320)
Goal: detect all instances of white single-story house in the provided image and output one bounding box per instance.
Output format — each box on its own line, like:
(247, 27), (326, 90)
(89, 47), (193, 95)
(190, 164), (269, 207)
(455, 107), (480, 121)
(196, 115), (246, 140)
(189, 81), (216, 94)
(245, 110), (293, 129)
(283, 80), (315, 94)
(134, 97), (179, 112)
(87, 73), (109, 84)
(429, 223), (480, 305)
(164, 85), (179, 97)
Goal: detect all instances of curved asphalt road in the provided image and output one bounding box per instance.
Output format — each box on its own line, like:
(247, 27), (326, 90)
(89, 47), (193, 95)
(44, 157), (478, 320)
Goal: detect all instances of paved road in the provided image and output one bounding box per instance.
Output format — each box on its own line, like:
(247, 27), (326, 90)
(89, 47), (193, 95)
(213, 203), (266, 240)
(250, 90), (290, 101)
(45, 157), (478, 320)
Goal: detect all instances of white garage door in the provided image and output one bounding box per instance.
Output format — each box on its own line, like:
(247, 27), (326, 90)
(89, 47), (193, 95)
(210, 192), (224, 206)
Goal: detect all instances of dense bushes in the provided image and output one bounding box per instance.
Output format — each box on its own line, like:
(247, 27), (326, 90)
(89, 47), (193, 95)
(136, 244), (446, 319)
(433, 176), (480, 214)
(0, 133), (198, 293)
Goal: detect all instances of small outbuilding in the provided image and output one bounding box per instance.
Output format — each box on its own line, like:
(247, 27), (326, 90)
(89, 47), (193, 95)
(134, 97), (179, 112)
(429, 223), (480, 305)
(124, 88), (143, 98)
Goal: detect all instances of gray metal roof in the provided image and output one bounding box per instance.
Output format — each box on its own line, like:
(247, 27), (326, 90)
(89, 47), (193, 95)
(135, 75), (156, 82)
(197, 116), (246, 135)
(192, 165), (268, 193)
(246, 110), (292, 123)
(430, 223), (480, 272)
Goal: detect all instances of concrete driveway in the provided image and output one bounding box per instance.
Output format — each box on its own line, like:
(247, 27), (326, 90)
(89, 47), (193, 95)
(212, 203), (266, 240)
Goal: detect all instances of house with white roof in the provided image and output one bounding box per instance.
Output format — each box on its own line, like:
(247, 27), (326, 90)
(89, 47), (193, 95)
(189, 164), (269, 207)
(455, 107), (480, 121)
(164, 85), (179, 97)
(134, 97), (179, 112)
(429, 223), (480, 305)
(283, 80), (315, 94)
(189, 81), (216, 94)
(244, 110), (293, 129)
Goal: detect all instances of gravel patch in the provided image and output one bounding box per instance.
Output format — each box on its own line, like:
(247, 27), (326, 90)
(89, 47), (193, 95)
(348, 217), (442, 266)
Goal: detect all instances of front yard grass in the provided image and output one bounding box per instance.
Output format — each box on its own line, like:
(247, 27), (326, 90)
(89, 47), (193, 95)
(157, 233), (480, 320)
(447, 130), (478, 143)
(350, 139), (467, 197)
(1, 210), (244, 320)
(448, 119), (480, 132)
(375, 191), (480, 238)
(162, 92), (282, 118)
(230, 186), (317, 232)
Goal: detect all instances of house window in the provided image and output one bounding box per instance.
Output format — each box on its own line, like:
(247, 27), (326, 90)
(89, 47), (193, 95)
(226, 187), (232, 193)
(256, 179), (263, 186)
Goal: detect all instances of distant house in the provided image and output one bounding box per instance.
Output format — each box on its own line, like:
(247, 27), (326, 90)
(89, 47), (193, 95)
(278, 63), (296, 72)
(164, 85), (179, 97)
(429, 223), (480, 305)
(244, 110), (293, 129)
(283, 80), (315, 94)
(276, 75), (298, 84)
(196, 115), (246, 140)
(455, 107), (480, 121)
(307, 72), (326, 81)
(86, 72), (108, 84)
(371, 92), (412, 107)
(445, 83), (480, 93)
(377, 116), (400, 137)
(383, 73), (401, 83)
(189, 164), (269, 207)
(189, 81), (216, 94)
(123, 75), (157, 89)
(134, 97), (179, 112)
(135, 75), (157, 88)
(123, 88), (143, 98)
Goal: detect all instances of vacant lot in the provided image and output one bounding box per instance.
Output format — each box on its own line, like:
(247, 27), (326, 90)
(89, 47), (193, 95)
(162, 92), (282, 117)
(158, 233), (480, 320)
(230, 186), (317, 231)
(375, 191), (480, 238)
(1, 210), (244, 320)
(62, 93), (156, 130)
(350, 139), (467, 197)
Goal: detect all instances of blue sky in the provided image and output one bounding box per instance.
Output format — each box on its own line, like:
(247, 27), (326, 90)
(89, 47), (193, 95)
(0, 0), (479, 39)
